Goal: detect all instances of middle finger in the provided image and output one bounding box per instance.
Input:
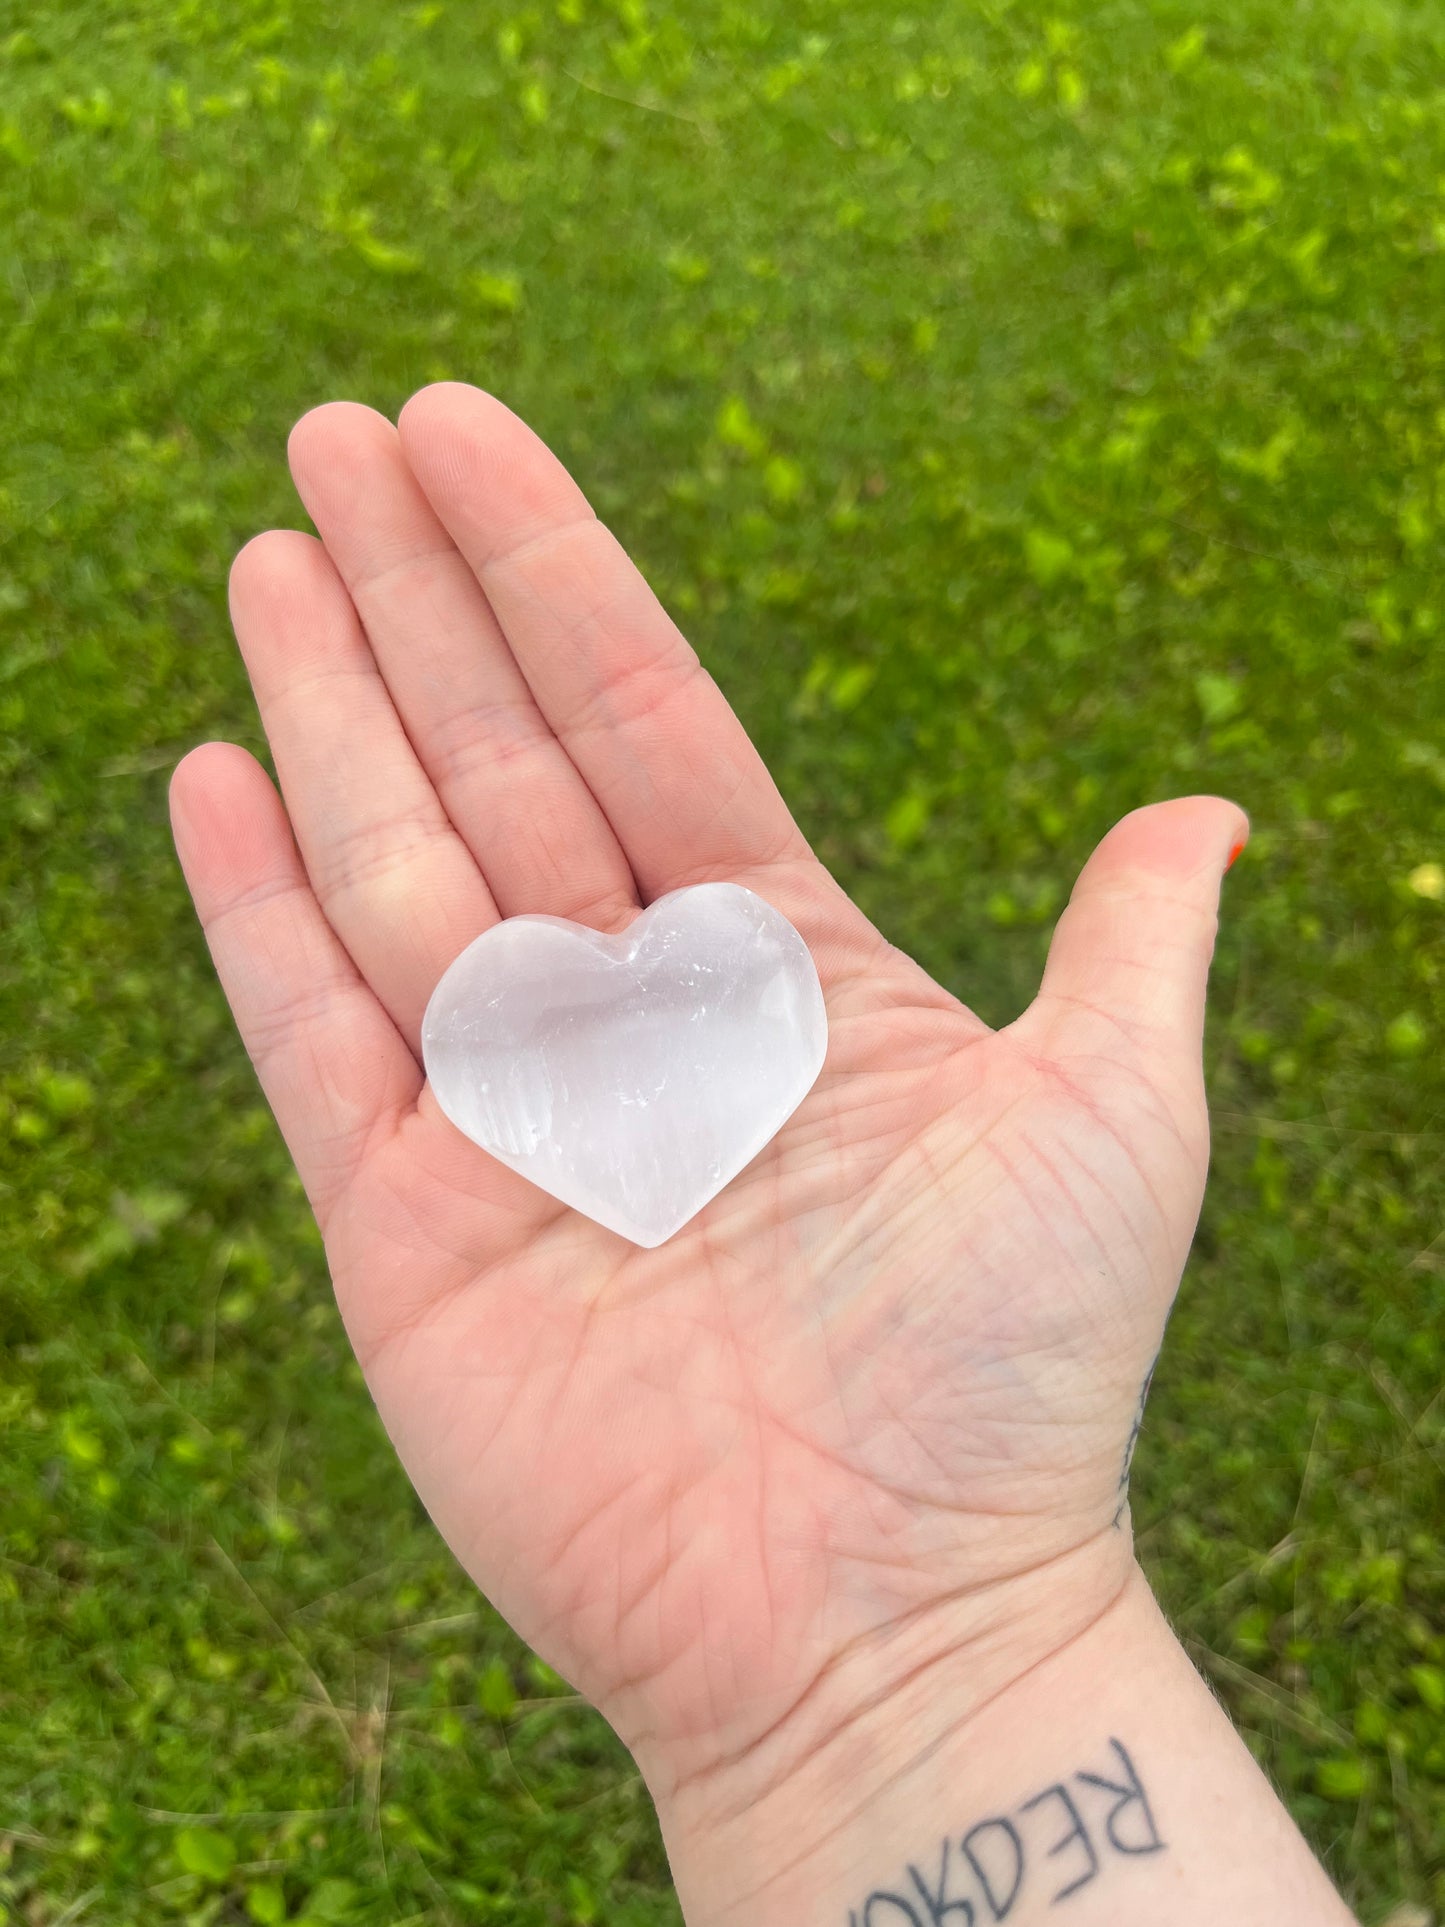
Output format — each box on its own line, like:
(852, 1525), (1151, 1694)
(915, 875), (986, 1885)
(287, 401), (641, 932)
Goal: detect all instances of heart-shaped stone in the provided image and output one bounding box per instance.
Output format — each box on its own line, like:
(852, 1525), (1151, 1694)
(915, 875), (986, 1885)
(421, 882), (828, 1247)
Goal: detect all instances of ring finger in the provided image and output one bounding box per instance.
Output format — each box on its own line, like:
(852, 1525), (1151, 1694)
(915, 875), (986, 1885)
(227, 528), (497, 1049)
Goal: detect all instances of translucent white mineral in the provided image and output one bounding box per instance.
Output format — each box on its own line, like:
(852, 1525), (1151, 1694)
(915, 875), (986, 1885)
(421, 882), (829, 1247)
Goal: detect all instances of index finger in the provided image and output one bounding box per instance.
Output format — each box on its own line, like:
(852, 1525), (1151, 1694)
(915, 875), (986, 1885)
(395, 383), (813, 900)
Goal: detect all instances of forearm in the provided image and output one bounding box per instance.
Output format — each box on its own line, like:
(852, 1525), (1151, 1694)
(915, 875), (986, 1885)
(656, 1564), (1356, 1927)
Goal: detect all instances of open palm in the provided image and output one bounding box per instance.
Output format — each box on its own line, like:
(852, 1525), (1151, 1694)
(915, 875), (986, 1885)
(171, 384), (1245, 1821)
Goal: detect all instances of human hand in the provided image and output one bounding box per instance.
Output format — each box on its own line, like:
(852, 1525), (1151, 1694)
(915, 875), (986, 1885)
(171, 383), (1247, 1898)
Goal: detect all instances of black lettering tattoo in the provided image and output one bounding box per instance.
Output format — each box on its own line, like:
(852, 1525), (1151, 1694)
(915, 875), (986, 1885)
(1019, 1784), (1098, 1902)
(843, 1738), (1164, 1923)
(906, 1841), (976, 1925)
(1076, 1737), (1166, 1856)
(1113, 1353), (1158, 1527)
(959, 1818), (1024, 1920)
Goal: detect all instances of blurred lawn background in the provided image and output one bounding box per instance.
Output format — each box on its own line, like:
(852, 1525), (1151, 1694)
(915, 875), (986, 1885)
(2, 0), (1443, 1922)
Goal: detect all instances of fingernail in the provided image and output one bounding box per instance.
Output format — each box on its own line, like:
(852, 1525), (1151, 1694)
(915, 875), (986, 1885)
(1226, 838), (1246, 870)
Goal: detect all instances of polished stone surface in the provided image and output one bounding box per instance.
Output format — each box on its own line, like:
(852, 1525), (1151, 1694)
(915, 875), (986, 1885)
(421, 882), (828, 1247)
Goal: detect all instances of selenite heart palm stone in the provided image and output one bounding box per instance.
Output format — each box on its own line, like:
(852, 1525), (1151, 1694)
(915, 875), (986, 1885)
(421, 882), (829, 1247)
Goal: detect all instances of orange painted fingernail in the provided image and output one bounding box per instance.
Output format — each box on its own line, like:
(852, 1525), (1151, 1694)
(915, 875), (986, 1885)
(1226, 838), (1246, 870)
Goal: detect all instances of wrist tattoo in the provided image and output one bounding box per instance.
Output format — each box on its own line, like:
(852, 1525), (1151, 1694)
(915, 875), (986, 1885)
(1112, 1355), (1158, 1528)
(845, 1737), (1164, 1925)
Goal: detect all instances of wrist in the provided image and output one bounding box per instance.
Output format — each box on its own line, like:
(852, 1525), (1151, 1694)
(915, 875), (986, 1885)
(650, 1559), (1355, 1927)
(646, 1530), (1138, 1923)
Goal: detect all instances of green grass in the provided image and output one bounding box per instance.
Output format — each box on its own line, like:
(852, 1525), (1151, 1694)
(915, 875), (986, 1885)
(2, 1), (1443, 1921)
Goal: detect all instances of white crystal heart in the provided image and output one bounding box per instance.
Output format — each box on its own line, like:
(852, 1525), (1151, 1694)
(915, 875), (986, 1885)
(421, 882), (828, 1247)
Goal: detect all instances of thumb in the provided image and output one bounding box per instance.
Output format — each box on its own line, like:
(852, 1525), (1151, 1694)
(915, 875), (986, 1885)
(1020, 795), (1248, 1076)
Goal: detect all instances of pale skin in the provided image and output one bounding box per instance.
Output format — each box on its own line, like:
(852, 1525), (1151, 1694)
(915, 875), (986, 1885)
(170, 383), (1359, 1924)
